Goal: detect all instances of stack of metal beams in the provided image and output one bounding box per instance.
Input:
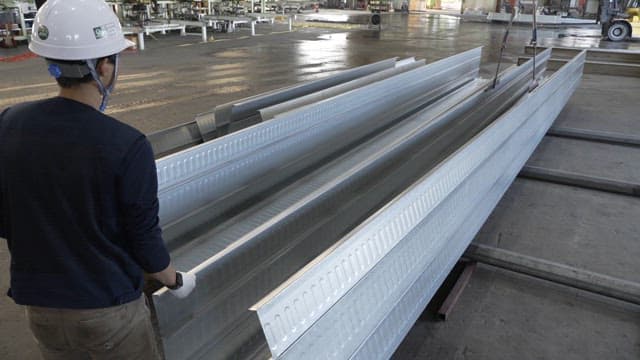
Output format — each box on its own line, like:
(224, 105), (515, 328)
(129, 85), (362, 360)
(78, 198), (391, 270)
(147, 48), (586, 360)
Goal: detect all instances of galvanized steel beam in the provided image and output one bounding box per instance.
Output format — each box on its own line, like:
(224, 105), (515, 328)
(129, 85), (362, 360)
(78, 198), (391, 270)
(151, 48), (484, 359)
(148, 122), (203, 159)
(158, 74), (473, 251)
(149, 47), (560, 359)
(212, 58), (398, 133)
(251, 50), (585, 359)
(146, 59), (404, 157)
(155, 48), (482, 238)
(155, 79), (488, 360)
(258, 59), (426, 120)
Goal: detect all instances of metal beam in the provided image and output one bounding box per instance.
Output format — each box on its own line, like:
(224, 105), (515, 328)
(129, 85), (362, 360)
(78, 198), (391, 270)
(155, 48), (482, 238)
(146, 59), (405, 157)
(250, 50), (584, 360)
(547, 126), (640, 148)
(464, 243), (640, 306)
(259, 59), (426, 120)
(147, 47), (561, 360)
(155, 79), (486, 360)
(436, 261), (477, 321)
(517, 56), (640, 77)
(519, 165), (640, 197)
(152, 48), (485, 360)
(524, 46), (640, 64)
(148, 122), (203, 158)
(156, 48), (548, 356)
(213, 58), (399, 134)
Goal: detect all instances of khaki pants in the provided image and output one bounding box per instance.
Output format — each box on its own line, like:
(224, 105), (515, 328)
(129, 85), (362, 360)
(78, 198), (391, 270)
(25, 295), (160, 360)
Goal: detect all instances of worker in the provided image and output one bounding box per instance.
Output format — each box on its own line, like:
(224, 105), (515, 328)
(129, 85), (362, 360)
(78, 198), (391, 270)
(401, 0), (409, 13)
(0, 0), (195, 359)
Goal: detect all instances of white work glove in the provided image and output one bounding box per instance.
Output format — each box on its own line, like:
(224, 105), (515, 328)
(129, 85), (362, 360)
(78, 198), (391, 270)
(168, 271), (196, 299)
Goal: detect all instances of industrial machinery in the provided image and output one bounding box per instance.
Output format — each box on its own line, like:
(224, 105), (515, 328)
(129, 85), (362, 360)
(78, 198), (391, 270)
(0, 1), (37, 46)
(600, 0), (640, 41)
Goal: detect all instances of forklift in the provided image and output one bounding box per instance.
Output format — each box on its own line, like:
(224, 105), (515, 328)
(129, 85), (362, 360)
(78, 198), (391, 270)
(600, 0), (640, 41)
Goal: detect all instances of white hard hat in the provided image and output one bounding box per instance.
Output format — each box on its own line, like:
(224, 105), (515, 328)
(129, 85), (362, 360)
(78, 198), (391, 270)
(29, 0), (134, 60)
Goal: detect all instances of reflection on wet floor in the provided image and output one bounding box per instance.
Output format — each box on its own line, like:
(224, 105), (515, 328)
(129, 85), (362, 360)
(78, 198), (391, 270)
(206, 13), (639, 99)
(301, 13), (640, 52)
(296, 32), (349, 71)
(2, 12), (638, 134)
(141, 14), (639, 133)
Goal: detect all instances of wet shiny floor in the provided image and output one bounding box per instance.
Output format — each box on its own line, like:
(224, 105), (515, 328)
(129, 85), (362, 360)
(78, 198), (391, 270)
(1, 13), (639, 135)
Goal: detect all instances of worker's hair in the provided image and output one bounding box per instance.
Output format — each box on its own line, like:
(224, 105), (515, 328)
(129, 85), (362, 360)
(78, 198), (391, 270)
(46, 56), (115, 88)
(54, 63), (94, 88)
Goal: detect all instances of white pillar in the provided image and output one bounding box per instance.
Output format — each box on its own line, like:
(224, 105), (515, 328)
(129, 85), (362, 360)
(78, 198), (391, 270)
(137, 32), (145, 50)
(288, 16), (293, 31)
(18, 7), (28, 37)
(251, 21), (255, 36)
(202, 25), (207, 42)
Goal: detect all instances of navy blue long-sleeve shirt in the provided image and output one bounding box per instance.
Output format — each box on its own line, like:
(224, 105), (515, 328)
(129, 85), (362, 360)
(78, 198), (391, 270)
(0, 97), (170, 309)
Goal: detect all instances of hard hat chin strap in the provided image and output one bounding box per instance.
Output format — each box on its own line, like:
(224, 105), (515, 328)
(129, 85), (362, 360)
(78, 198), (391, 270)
(86, 54), (120, 112)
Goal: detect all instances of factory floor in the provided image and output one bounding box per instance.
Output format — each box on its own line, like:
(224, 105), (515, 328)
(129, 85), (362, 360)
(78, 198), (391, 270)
(393, 73), (640, 359)
(1, 12), (638, 359)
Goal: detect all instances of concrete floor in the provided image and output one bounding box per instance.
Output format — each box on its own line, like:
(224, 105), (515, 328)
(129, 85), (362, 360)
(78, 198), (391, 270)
(393, 73), (640, 359)
(1, 12), (639, 359)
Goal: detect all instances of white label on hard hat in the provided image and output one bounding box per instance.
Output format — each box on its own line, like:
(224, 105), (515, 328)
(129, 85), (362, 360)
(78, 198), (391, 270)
(93, 22), (118, 40)
(105, 22), (118, 38)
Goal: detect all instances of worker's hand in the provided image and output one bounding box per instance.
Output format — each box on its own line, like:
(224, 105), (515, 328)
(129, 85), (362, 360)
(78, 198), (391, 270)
(169, 271), (196, 299)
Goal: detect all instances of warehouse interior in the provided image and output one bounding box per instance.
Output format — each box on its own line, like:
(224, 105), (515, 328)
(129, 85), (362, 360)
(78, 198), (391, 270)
(1, 0), (639, 359)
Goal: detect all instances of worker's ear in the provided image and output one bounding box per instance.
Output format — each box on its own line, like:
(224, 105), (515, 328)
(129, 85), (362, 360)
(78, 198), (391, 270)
(95, 57), (116, 86)
(95, 57), (112, 77)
